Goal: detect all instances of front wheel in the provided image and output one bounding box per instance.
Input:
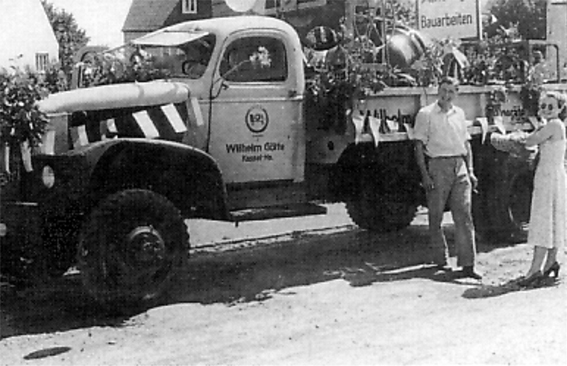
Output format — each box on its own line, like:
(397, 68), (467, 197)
(77, 189), (188, 307)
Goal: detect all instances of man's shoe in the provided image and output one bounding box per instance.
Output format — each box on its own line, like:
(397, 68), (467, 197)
(460, 266), (482, 280)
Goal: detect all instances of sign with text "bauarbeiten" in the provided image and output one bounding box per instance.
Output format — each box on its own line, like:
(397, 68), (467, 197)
(416, 0), (482, 40)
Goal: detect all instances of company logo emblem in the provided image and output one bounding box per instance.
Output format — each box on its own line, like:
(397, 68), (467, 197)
(245, 106), (269, 133)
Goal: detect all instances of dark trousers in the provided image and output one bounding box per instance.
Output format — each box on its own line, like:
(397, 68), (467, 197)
(426, 156), (476, 267)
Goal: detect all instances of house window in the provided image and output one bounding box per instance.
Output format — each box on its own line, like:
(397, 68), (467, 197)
(182, 0), (197, 14)
(35, 53), (49, 72)
(265, 0), (281, 9)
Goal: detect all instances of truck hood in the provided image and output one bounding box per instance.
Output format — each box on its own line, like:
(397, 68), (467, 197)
(38, 81), (191, 114)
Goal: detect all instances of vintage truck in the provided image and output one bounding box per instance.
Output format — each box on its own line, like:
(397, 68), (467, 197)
(1, 14), (565, 305)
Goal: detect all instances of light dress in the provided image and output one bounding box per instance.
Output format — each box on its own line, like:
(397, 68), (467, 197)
(527, 119), (567, 249)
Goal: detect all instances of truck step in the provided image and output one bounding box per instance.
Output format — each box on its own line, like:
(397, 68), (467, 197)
(230, 203), (327, 222)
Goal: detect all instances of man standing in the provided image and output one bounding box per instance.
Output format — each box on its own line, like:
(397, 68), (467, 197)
(413, 77), (481, 279)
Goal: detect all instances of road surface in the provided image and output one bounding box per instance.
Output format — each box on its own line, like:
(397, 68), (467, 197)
(1, 204), (565, 365)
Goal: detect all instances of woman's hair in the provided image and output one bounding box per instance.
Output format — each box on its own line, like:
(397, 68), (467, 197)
(543, 91), (567, 121)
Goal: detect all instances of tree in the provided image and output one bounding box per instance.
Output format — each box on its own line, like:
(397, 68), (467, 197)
(41, 1), (90, 83)
(488, 0), (547, 40)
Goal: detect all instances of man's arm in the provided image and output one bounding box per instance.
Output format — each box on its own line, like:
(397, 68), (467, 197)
(464, 140), (478, 191)
(414, 140), (434, 191)
(413, 108), (434, 191)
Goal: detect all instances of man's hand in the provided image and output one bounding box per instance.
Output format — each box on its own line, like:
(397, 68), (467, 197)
(422, 174), (435, 191)
(469, 172), (478, 193)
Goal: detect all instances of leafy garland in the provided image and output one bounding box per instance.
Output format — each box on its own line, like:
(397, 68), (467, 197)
(305, 18), (546, 132)
(75, 50), (170, 88)
(0, 68), (55, 180)
(0, 70), (49, 149)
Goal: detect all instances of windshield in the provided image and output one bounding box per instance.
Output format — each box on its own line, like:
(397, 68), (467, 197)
(139, 34), (216, 79)
(75, 33), (216, 88)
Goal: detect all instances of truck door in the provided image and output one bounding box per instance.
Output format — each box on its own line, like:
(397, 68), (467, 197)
(208, 31), (304, 184)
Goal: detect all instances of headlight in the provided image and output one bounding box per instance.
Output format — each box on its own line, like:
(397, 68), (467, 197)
(42, 165), (55, 188)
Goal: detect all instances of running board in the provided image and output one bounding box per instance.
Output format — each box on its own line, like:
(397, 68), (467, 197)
(230, 203), (327, 222)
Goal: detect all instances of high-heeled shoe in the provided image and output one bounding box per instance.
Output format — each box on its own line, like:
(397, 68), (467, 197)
(542, 262), (560, 278)
(517, 271), (543, 287)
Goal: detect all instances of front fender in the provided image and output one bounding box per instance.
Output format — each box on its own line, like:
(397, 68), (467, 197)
(84, 139), (230, 221)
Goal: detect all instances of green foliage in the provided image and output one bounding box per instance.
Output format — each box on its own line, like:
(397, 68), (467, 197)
(0, 70), (49, 148)
(41, 65), (69, 93)
(410, 39), (447, 86)
(488, 0), (547, 40)
(41, 1), (90, 84)
(383, 0), (416, 28)
(76, 50), (171, 88)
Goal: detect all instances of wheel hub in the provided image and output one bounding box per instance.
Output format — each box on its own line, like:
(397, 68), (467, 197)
(127, 226), (166, 264)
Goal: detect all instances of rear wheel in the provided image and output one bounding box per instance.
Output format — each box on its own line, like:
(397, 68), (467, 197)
(473, 139), (534, 243)
(484, 161), (533, 242)
(346, 174), (418, 233)
(78, 189), (188, 307)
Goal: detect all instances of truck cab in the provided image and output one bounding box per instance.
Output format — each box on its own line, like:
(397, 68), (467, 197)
(102, 16), (310, 211)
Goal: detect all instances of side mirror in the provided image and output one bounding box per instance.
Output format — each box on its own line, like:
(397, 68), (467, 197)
(211, 74), (230, 99)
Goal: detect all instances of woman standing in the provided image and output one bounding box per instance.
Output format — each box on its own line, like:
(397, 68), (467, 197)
(519, 91), (567, 286)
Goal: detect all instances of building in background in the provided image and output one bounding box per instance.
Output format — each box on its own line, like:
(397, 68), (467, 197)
(123, 0), (343, 43)
(122, 0), (212, 42)
(212, 0), (344, 41)
(0, 0), (59, 73)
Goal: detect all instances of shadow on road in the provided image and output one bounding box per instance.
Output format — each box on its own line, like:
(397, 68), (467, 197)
(461, 277), (561, 299)
(1, 220), (523, 340)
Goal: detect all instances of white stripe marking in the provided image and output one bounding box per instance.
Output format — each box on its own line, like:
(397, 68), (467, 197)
(73, 125), (89, 148)
(190, 98), (204, 126)
(20, 141), (33, 172)
(161, 104), (187, 133)
(132, 110), (160, 138)
(42, 130), (56, 155)
(107, 118), (118, 133)
(101, 118), (117, 140)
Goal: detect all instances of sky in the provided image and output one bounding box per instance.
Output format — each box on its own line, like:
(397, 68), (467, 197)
(47, 0), (134, 47)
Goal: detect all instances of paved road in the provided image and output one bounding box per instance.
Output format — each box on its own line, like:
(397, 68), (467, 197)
(1, 205), (565, 365)
(0, 204), (434, 339)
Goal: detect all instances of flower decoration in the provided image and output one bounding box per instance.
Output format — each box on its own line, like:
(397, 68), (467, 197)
(249, 46), (272, 68)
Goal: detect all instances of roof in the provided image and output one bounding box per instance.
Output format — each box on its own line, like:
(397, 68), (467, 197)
(123, 0), (211, 32)
(123, 0), (179, 32)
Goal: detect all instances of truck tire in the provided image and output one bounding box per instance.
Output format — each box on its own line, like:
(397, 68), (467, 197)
(473, 144), (534, 244)
(77, 189), (188, 307)
(485, 157), (533, 242)
(346, 178), (418, 233)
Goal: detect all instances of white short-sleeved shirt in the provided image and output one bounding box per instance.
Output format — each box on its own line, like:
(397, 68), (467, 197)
(413, 101), (471, 158)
